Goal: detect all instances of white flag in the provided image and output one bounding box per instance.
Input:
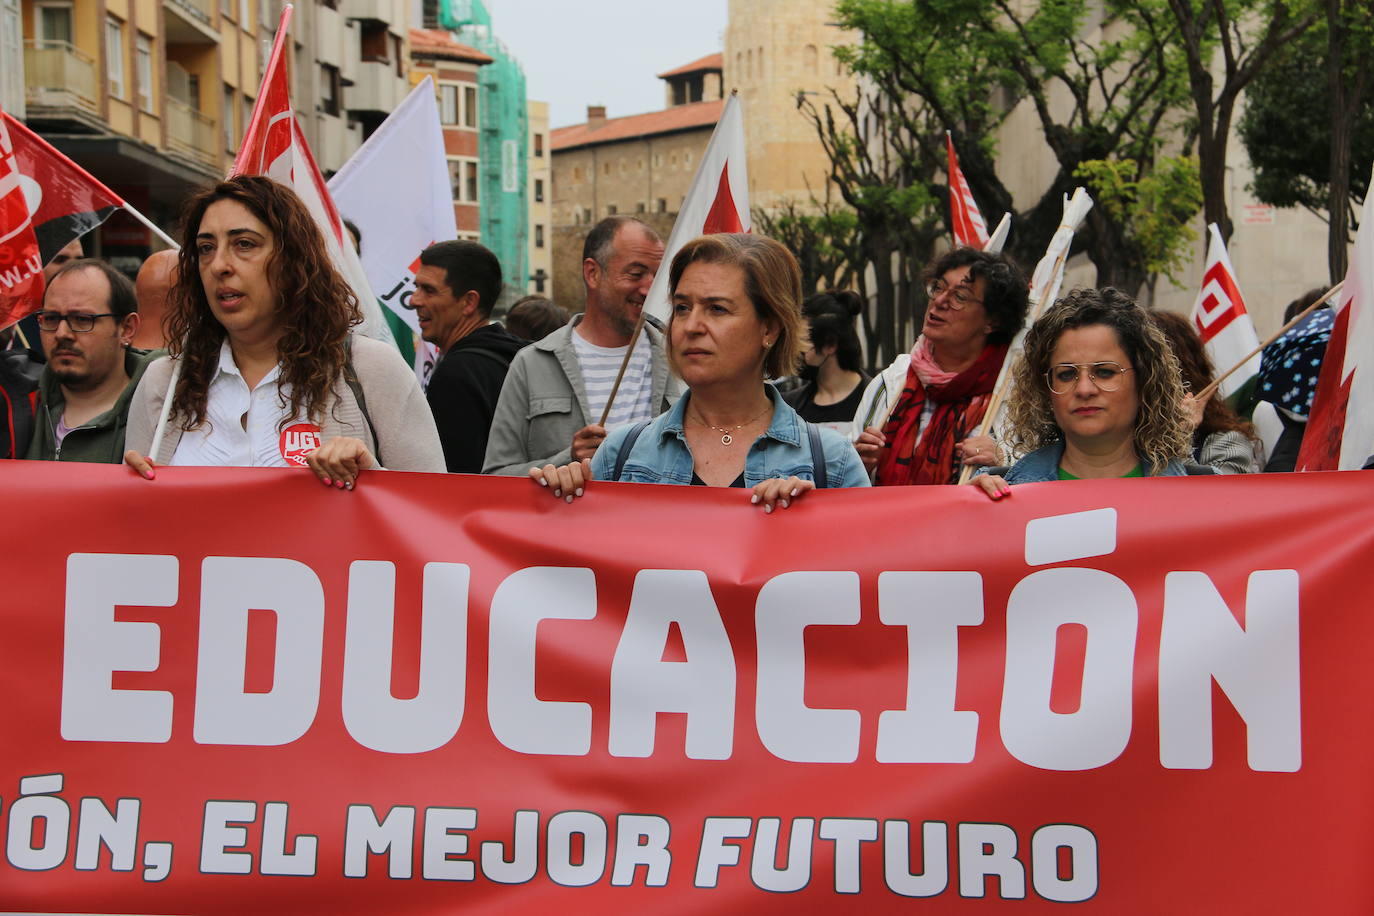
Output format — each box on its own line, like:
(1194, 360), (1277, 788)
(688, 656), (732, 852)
(1190, 223), (1262, 400)
(642, 93), (750, 329)
(329, 77), (457, 381)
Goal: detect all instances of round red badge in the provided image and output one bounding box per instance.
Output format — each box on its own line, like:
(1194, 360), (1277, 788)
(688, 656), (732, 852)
(279, 423), (322, 467)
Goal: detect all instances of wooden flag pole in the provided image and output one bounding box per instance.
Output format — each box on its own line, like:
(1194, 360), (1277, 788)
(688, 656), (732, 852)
(1193, 280), (1343, 403)
(597, 309), (651, 427)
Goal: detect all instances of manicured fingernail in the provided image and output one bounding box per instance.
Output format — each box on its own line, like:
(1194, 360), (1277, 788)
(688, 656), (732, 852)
(790, 488), (799, 497)
(1001, 487), (1011, 496)
(345, 481), (354, 491)
(751, 494), (760, 504)
(553, 488), (561, 498)
(145, 469), (155, 480)
(322, 477), (332, 486)
(780, 499), (789, 509)
(538, 476), (548, 486)
(335, 480), (345, 489)
(565, 494), (573, 503)
(575, 487), (583, 496)
(764, 503), (773, 514)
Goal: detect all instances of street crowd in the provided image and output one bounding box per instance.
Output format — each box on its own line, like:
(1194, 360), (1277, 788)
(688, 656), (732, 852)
(1, 176), (1352, 501)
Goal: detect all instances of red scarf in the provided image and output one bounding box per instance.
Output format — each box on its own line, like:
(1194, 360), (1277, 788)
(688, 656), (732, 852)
(875, 340), (1009, 486)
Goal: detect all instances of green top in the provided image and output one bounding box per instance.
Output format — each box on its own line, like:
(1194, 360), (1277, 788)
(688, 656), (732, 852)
(1057, 463), (1143, 480)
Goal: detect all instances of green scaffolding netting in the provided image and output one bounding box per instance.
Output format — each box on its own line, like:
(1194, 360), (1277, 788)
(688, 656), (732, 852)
(439, 0), (529, 305)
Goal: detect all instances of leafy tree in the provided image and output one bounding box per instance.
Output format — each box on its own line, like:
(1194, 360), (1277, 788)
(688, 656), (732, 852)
(828, 0), (1194, 297)
(1075, 155), (1205, 304)
(752, 198), (863, 297)
(1162, 0), (1317, 243)
(1238, 2), (1372, 280)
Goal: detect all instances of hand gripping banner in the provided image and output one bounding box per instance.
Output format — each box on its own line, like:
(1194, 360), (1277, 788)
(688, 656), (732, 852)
(1, 463), (1372, 913)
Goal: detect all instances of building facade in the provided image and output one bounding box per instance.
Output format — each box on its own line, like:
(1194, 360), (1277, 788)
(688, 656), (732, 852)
(409, 27), (489, 240)
(526, 97), (549, 295)
(549, 55), (725, 306)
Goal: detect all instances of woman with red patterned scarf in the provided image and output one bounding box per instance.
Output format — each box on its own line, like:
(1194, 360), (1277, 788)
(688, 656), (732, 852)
(853, 248), (1029, 485)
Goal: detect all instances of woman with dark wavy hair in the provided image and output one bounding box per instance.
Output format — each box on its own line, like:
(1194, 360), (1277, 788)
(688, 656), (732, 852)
(1148, 310), (1262, 473)
(971, 287), (1194, 499)
(124, 176), (443, 485)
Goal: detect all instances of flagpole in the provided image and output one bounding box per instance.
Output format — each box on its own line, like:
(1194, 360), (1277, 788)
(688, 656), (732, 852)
(149, 359), (181, 462)
(598, 311), (650, 427)
(121, 202), (179, 250)
(1194, 281), (1344, 403)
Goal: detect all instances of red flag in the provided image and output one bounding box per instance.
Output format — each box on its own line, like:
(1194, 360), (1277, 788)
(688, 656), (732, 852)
(232, 5), (393, 345)
(0, 114), (45, 329)
(0, 109), (122, 267)
(946, 132), (989, 248)
(1297, 166), (1374, 471)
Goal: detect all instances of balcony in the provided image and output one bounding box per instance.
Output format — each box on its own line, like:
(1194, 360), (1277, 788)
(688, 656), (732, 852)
(23, 41), (99, 121)
(347, 59), (405, 114)
(165, 96), (219, 167)
(164, 0), (219, 43)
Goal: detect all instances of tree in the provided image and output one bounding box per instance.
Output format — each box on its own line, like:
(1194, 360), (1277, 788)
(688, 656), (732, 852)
(1163, 0), (1317, 243)
(796, 84), (945, 367)
(830, 0), (1195, 297)
(751, 197), (863, 297)
(1075, 155), (1205, 304)
(1238, 3), (1372, 281)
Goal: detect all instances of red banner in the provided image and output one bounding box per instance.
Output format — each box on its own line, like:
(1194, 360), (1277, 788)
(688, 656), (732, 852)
(1, 463), (1372, 913)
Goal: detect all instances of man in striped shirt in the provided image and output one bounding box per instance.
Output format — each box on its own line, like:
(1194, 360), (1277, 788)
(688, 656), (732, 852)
(483, 216), (678, 475)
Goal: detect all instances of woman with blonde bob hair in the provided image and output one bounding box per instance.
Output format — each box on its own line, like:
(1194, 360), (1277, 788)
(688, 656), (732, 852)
(531, 233), (868, 509)
(124, 175), (442, 483)
(972, 287), (1193, 498)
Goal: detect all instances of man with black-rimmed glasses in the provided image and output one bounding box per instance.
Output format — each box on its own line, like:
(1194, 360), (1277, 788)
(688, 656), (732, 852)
(26, 259), (159, 462)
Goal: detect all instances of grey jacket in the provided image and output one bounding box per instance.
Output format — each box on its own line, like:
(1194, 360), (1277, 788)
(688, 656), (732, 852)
(482, 317), (677, 475)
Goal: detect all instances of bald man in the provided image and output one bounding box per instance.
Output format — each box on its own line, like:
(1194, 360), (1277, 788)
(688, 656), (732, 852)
(132, 249), (176, 350)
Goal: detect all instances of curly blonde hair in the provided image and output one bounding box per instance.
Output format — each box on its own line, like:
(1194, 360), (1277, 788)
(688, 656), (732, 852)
(1004, 287), (1190, 474)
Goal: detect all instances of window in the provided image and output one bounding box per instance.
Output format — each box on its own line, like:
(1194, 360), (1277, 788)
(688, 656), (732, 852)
(223, 84), (236, 151)
(534, 224), (544, 248)
(136, 33), (153, 112)
(657, 198), (666, 213)
(606, 204), (617, 215)
(533, 133), (543, 157)
(392, 35), (404, 77)
(320, 64), (341, 117)
(534, 179), (544, 203)
(243, 95), (254, 140)
(222, 0), (234, 20)
(636, 201), (645, 213)
(572, 166), (582, 181)
(34, 3), (74, 46)
(465, 162), (479, 203)
(439, 84), (458, 124)
(239, 0), (250, 29)
(106, 17), (126, 100)
(360, 21), (388, 62)
(463, 86), (477, 128)
(261, 0), (274, 28)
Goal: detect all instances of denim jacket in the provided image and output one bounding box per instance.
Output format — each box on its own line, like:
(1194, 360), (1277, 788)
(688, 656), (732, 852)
(591, 384), (871, 488)
(986, 440), (1190, 484)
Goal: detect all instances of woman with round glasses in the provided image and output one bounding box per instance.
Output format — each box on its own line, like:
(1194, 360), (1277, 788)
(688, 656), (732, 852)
(970, 287), (1192, 498)
(852, 247), (1029, 485)
(123, 176), (443, 485)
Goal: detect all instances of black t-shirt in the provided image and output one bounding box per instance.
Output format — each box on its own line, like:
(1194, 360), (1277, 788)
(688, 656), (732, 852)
(783, 374), (869, 428)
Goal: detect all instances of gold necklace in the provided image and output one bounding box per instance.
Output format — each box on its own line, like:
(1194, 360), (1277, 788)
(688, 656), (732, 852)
(691, 403), (772, 446)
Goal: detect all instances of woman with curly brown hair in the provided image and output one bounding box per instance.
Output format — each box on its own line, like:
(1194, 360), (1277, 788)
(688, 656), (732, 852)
(971, 287), (1194, 499)
(123, 176), (443, 486)
(1148, 310), (1263, 474)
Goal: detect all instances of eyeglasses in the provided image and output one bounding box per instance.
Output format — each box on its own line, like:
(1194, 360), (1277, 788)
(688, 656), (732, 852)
(1046, 362), (1135, 394)
(35, 311), (120, 333)
(925, 277), (983, 310)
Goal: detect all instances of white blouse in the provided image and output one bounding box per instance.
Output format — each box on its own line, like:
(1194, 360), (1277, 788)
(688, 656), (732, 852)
(170, 340), (319, 467)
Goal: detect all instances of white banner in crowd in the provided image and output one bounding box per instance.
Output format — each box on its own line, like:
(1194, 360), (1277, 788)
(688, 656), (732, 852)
(329, 77), (457, 381)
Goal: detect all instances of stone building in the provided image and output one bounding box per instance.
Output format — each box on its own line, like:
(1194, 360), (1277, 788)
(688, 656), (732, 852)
(722, 0), (856, 210)
(527, 98), (551, 295)
(549, 55), (724, 306)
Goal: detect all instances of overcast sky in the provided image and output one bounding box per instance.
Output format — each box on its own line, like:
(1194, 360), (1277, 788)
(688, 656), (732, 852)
(485, 0), (730, 129)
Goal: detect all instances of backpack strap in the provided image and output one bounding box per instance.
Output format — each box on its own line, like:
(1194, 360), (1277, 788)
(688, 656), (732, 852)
(611, 420), (652, 482)
(806, 422), (828, 489)
(342, 337), (382, 468)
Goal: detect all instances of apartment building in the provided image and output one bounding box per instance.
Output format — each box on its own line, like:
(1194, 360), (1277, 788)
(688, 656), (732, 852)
(527, 98), (549, 296)
(17, 0), (411, 271)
